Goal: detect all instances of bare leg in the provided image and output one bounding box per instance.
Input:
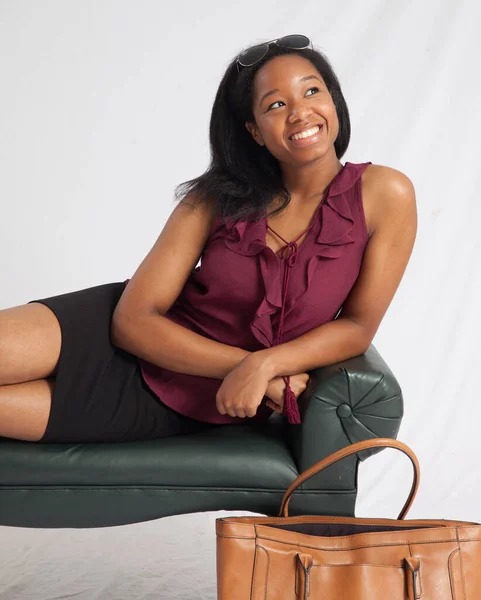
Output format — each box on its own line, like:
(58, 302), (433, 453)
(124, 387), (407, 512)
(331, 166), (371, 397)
(0, 303), (62, 440)
(0, 378), (54, 441)
(0, 302), (62, 384)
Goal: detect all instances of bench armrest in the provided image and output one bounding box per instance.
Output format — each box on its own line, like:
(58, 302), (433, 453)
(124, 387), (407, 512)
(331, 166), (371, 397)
(285, 344), (404, 490)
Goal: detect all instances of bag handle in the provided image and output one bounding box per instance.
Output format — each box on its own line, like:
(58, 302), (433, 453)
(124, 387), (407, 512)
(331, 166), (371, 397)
(278, 438), (420, 519)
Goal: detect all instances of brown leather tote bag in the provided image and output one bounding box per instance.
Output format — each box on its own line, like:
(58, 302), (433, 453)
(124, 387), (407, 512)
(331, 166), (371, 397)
(216, 438), (481, 599)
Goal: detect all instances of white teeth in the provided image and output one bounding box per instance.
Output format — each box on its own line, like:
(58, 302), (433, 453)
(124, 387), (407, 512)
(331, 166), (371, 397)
(290, 125), (321, 141)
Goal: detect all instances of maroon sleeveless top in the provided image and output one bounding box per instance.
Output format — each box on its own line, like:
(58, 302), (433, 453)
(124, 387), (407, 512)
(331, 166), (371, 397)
(136, 161), (372, 425)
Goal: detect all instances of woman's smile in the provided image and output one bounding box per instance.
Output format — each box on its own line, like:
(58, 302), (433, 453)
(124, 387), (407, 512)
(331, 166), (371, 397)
(287, 123), (325, 147)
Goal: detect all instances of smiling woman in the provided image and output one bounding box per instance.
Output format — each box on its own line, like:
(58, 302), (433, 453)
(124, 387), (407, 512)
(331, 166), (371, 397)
(123, 37), (417, 425)
(179, 36), (353, 226)
(245, 55), (340, 172)
(0, 34), (416, 442)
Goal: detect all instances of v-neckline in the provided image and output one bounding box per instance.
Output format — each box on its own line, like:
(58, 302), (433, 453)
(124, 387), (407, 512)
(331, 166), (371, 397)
(265, 205), (319, 260)
(264, 163), (346, 260)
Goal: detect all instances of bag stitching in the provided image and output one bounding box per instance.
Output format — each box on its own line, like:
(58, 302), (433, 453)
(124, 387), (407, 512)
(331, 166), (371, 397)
(448, 547), (460, 600)
(456, 529), (467, 600)
(250, 536), (258, 600)
(310, 564), (404, 569)
(253, 534), (479, 552)
(253, 544), (269, 600)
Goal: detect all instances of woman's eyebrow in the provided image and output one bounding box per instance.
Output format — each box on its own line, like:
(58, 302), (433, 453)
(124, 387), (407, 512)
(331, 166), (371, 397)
(259, 75), (322, 107)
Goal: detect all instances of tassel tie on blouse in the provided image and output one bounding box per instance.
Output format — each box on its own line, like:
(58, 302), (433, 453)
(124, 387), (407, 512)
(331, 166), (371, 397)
(268, 221), (316, 425)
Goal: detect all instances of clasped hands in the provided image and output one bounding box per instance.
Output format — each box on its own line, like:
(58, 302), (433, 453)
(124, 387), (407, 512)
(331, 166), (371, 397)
(216, 353), (309, 419)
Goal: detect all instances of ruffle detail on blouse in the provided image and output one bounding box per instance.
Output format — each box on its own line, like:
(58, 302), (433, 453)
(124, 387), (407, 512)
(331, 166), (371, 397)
(220, 217), (267, 257)
(213, 161), (371, 349)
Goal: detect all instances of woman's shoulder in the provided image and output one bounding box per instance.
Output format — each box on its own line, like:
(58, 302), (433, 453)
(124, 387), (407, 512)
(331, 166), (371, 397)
(360, 163), (416, 237)
(362, 163), (415, 196)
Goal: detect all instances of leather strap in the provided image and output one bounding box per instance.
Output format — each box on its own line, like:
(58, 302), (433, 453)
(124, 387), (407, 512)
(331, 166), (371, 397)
(278, 438), (420, 519)
(404, 557), (422, 599)
(294, 552), (421, 598)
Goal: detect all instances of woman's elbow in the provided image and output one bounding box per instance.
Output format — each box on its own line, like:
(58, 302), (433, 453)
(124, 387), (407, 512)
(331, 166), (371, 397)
(110, 307), (134, 349)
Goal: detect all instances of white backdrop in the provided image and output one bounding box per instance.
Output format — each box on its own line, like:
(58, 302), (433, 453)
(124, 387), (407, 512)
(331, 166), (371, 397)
(1, 0), (480, 598)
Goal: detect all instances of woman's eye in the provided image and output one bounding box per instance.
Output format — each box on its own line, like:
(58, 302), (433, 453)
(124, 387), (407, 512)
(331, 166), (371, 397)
(267, 87), (320, 111)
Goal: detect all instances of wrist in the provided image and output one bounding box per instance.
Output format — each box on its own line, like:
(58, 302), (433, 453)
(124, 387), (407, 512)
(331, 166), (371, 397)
(247, 348), (279, 379)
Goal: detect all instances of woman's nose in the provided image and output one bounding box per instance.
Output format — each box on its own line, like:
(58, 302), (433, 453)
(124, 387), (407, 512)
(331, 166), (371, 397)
(287, 104), (313, 122)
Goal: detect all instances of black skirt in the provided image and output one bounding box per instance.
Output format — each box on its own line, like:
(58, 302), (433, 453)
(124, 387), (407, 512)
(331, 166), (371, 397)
(28, 281), (221, 443)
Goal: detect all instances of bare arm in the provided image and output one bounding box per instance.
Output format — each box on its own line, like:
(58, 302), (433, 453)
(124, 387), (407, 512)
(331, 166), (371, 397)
(254, 165), (418, 379)
(113, 309), (251, 379)
(111, 195), (252, 379)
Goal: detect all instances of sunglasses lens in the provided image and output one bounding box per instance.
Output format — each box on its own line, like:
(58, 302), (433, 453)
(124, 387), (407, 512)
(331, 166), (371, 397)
(237, 35), (311, 71)
(238, 44), (268, 66)
(277, 34), (310, 49)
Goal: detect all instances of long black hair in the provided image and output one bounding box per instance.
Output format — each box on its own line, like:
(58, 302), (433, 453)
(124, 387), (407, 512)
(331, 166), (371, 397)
(173, 41), (351, 224)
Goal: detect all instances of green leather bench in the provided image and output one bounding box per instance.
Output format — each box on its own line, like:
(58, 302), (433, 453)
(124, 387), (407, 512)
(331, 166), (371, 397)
(0, 344), (402, 529)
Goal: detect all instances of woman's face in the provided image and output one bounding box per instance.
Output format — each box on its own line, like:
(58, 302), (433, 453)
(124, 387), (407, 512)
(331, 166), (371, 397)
(245, 54), (340, 165)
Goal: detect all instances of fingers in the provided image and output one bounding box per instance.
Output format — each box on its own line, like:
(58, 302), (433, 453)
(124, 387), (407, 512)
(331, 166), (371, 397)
(217, 402), (259, 419)
(266, 400), (282, 414)
(219, 404), (245, 418)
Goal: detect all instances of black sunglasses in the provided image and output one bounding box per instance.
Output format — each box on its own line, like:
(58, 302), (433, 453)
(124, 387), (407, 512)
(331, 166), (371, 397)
(236, 34), (313, 74)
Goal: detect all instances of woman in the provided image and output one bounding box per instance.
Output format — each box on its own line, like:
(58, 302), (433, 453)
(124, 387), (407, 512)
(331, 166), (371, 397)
(0, 35), (417, 443)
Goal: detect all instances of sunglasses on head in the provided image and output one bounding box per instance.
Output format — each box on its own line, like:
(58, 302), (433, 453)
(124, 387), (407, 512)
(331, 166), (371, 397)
(236, 34), (313, 74)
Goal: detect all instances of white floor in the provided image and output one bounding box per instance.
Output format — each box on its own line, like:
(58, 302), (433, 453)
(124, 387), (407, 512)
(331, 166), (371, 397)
(0, 510), (250, 600)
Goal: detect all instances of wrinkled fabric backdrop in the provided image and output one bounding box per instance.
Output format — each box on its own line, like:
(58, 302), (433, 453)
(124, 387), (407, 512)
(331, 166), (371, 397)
(1, 0), (480, 598)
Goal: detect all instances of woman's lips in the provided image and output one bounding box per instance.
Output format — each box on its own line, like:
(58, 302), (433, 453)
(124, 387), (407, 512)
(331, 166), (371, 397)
(288, 124), (324, 146)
